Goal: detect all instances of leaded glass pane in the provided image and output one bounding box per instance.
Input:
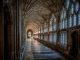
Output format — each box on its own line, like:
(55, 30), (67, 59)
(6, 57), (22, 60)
(64, 19), (67, 28)
(62, 20), (65, 29)
(78, 11), (80, 25)
(73, 14), (77, 26)
(50, 33), (52, 42)
(60, 32), (67, 48)
(70, 4), (74, 14)
(61, 11), (63, 20)
(64, 9), (66, 18)
(54, 24), (56, 31)
(53, 33), (57, 45)
(69, 16), (72, 27)
(66, 0), (70, 9)
(75, 2), (79, 12)
(60, 22), (62, 29)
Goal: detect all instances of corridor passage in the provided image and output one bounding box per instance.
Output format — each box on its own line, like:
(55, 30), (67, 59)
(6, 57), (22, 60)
(24, 38), (65, 60)
(1, 0), (80, 60)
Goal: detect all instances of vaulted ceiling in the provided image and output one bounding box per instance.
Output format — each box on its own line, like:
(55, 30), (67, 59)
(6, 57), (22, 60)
(20, 0), (64, 33)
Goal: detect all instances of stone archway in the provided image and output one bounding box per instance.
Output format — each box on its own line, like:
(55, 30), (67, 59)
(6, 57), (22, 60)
(27, 29), (33, 38)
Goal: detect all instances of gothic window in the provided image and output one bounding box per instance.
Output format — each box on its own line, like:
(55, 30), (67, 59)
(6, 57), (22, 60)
(70, 4), (74, 14)
(60, 32), (67, 48)
(75, 2), (79, 13)
(66, 0), (70, 9)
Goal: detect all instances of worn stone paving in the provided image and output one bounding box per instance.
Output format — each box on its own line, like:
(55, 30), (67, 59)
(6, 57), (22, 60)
(24, 38), (65, 60)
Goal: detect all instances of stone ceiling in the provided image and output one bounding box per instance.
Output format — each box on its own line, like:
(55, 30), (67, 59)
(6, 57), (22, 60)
(20, 0), (64, 33)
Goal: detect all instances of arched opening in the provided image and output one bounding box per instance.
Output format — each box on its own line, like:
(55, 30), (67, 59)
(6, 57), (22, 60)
(69, 30), (78, 58)
(27, 29), (33, 38)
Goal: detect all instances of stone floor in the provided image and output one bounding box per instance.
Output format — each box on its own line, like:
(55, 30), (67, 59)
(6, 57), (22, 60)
(24, 38), (65, 60)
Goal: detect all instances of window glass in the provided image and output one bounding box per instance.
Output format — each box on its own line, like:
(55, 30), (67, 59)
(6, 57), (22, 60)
(75, 2), (79, 12)
(78, 10), (80, 25)
(53, 24), (56, 31)
(69, 16), (72, 27)
(73, 14), (77, 26)
(64, 9), (66, 18)
(70, 4), (74, 14)
(60, 22), (62, 29)
(60, 32), (64, 47)
(61, 11), (63, 20)
(62, 20), (65, 29)
(64, 19), (67, 28)
(60, 32), (67, 48)
(66, 0), (70, 9)
(73, 0), (75, 2)
(52, 16), (57, 31)
(53, 33), (57, 45)
(64, 32), (67, 47)
(50, 33), (52, 42)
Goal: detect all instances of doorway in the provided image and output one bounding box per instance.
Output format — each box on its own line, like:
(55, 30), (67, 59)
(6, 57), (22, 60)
(69, 30), (78, 58)
(27, 29), (33, 38)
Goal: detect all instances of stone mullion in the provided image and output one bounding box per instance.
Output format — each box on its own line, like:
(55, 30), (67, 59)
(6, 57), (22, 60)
(0, 0), (4, 60)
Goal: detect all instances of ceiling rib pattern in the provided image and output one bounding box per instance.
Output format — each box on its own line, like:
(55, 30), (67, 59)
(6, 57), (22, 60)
(21, 0), (64, 32)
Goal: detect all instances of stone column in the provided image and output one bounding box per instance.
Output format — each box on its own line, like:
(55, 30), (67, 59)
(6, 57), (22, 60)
(0, 0), (4, 60)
